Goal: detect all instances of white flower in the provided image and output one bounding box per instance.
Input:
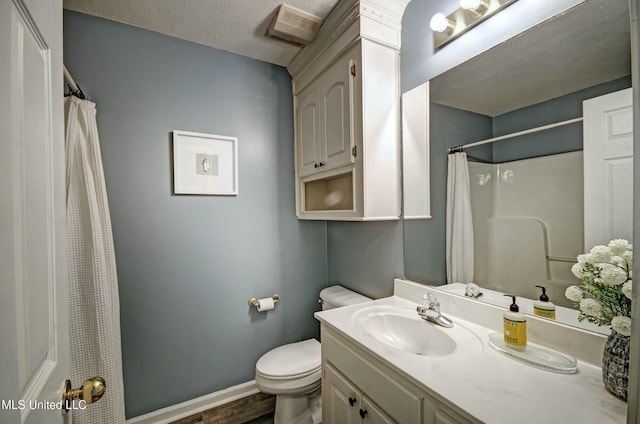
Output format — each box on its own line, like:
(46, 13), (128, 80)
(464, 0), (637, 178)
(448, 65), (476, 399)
(598, 263), (628, 286)
(589, 245), (612, 263)
(623, 250), (633, 268)
(571, 262), (594, 280)
(608, 239), (632, 256)
(577, 253), (591, 263)
(571, 262), (583, 279)
(622, 281), (633, 300)
(580, 298), (603, 318)
(565, 285), (584, 302)
(610, 255), (626, 267)
(611, 316), (632, 337)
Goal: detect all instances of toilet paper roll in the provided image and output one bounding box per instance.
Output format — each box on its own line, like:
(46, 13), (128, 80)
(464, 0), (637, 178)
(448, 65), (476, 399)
(256, 297), (275, 312)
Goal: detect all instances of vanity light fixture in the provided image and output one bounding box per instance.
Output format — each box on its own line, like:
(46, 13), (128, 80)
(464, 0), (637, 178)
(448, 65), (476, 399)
(430, 0), (518, 49)
(429, 13), (456, 35)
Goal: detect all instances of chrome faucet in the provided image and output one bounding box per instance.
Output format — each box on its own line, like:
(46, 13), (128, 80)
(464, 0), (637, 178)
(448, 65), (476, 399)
(417, 293), (453, 328)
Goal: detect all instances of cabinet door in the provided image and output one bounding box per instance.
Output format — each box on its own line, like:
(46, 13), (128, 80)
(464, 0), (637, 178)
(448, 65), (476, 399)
(360, 397), (399, 424)
(297, 88), (322, 177)
(320, 54), (356, 172)
(423, 396), (472, 424)
(434, 409), (464, 424)
(324, 364), (361, 424)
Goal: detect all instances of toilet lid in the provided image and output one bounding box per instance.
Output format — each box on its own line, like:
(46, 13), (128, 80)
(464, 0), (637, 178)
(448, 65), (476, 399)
(256, 339), (321, 378)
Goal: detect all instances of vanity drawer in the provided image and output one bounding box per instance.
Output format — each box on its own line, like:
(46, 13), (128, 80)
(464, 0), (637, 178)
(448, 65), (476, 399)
(322, 329), (423, 424)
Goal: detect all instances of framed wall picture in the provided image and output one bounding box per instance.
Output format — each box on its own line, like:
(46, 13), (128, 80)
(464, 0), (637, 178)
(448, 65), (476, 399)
(173, 130), (238, 195)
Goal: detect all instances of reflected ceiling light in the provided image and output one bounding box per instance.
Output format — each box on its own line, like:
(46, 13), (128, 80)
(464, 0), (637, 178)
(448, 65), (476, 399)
(430, 0), (518, 49)
(429, 13), (456, 35)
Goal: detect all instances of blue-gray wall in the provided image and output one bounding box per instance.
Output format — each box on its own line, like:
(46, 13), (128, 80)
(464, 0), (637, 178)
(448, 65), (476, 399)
(327, 221), (404, 299)
(63, 11), (328, 418)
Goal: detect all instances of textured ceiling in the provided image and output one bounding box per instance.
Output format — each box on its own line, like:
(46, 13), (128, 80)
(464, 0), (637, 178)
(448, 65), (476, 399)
(63, 0), (340, 66)
(431, 0), (631, 116)
(64, 0), (630, 115)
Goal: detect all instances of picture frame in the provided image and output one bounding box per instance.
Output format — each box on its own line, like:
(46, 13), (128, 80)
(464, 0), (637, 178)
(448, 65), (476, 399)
(172, 130), (238, 195)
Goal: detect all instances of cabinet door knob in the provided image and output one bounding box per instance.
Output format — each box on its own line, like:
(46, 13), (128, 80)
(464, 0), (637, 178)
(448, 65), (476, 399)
(314, 163), (319, 168)
(349, 397), (356, 406)
(319, 162), (325, 167)
(359, 408), (367, 419)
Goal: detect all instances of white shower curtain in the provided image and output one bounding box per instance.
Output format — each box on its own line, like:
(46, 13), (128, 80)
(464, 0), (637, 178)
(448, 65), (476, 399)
(65, 96), (126, 423)
(446, 152), (474, 284)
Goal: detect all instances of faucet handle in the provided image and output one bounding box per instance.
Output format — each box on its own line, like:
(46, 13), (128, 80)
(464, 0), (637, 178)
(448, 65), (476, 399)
(422, 293), (439, 307)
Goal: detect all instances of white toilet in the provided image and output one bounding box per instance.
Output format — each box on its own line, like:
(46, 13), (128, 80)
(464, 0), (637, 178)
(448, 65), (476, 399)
(255, 285), (371, 424)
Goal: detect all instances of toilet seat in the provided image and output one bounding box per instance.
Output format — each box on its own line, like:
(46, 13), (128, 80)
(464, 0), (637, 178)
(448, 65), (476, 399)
(255, 339), (321, 395)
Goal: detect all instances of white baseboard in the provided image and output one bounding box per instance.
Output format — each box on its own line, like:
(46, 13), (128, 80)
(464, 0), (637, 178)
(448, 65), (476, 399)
(126, 380), (259, 424)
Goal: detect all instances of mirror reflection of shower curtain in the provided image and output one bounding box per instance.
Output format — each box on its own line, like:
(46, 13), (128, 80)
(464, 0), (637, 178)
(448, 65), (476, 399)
(65, 96), (125, 423)
(446, 152), (474, 284)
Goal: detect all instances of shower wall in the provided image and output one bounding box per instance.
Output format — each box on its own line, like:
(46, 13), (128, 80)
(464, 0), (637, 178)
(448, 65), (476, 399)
(469, 152), (583, 307)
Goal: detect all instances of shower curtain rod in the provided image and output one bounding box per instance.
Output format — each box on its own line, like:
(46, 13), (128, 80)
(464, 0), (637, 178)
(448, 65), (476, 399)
(448, 117), (583, 153)
(63, 65), (85, 99)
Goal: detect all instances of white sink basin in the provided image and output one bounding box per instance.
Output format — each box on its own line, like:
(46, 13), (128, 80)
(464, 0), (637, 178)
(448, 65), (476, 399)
(351, 305), (484, 357)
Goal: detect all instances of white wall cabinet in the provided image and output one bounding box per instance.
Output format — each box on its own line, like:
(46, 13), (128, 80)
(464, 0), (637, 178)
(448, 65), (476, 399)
(288, 0), (409, 221)
(297, 52), (356, 178)
(321, 326), (477, 424)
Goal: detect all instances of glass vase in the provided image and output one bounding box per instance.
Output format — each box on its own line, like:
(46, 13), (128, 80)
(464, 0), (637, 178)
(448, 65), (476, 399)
(602, 329), (630, 401)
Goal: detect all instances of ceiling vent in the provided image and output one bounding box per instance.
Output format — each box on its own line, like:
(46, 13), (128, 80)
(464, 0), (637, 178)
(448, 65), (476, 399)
(267, 4), (323, 45)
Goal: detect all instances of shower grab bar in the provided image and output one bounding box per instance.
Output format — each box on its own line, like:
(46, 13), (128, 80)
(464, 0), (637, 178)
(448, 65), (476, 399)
(546, 255), (576, 263)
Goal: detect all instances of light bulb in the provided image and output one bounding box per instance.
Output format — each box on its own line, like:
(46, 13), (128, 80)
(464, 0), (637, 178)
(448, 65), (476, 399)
(460, 0), (481, 9)
(430, 13), (453, 33)
(460, 0), (490, 13)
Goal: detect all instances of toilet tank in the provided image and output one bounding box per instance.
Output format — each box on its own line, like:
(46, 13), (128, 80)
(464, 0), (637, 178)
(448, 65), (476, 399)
(319, 285), (371, 310)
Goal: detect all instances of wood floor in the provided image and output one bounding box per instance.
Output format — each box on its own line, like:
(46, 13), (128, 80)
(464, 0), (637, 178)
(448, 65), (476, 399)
(169, 392), (275, 424)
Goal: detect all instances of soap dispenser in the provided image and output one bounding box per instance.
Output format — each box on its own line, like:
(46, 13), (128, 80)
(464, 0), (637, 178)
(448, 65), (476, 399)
(534, 285), (556, 320)
(503, 294), (526, 350)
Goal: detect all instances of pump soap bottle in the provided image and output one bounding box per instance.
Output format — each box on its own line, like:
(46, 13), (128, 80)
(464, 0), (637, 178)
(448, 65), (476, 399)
(503, 294), (526, 350)
(534, 285), (556, 319)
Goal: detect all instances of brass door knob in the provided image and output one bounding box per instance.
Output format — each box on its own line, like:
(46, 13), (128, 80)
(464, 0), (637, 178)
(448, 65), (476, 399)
(62, 377), (106, 411)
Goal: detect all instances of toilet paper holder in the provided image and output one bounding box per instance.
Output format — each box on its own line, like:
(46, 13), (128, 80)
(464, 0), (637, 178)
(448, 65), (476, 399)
(248, 294), (280, 308)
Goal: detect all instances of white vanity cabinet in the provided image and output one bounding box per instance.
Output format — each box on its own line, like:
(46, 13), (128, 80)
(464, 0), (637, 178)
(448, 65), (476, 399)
(324, 363), (396, 424)
(321, 326), (477, 424)
(288, 0), (409, 221)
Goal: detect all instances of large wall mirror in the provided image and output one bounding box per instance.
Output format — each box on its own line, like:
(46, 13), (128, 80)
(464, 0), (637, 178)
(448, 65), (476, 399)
(403, 0), (632, 334)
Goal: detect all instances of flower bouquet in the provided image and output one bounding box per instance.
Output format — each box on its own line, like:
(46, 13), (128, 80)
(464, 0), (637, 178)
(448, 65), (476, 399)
(565, 239), (632, 400)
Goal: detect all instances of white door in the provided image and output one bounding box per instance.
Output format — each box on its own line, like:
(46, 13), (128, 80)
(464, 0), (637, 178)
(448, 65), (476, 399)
(583, 88), (634, 249)
(0, 1), (70, 423)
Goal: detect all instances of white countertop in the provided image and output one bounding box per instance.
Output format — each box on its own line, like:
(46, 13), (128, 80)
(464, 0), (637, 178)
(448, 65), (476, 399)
(315, 294), (628, 424)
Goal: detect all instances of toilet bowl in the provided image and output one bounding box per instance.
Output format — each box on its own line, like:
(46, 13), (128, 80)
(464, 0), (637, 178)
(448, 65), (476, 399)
(255, 285), (371, 424)
(256, 339), (322, 424)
